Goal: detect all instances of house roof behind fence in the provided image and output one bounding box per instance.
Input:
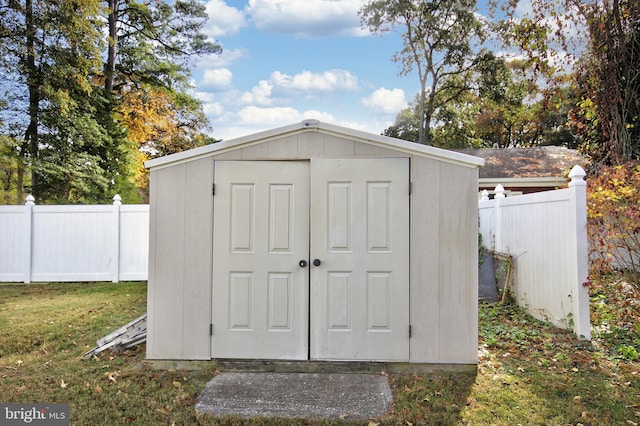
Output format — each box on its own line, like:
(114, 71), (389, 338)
(456, 146), (588, 179)
(145, 120), (485, 170)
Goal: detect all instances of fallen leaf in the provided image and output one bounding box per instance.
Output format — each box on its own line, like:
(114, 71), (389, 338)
(60, 379), (68, 388)
(626, 421), (638, 426)
(368, 422), (379, 426)
(172, 380), (182, 387)
(380, 371), (388, 376)
(156, 408), (169, 416)
(16, 360), (23, 367)
(105, 371), (119, 383)
(95, 385), (103, 394)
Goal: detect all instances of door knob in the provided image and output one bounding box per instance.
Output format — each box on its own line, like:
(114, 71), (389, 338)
(313, 259), (321, 267)
(299, 260), (308, 267)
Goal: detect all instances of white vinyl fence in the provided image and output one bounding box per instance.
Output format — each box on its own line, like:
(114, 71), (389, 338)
(479, 165), (590, 340)
(0, 195), (148, 283)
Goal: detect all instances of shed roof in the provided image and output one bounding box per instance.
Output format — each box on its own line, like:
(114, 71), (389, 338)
(145, 120), (485, 170)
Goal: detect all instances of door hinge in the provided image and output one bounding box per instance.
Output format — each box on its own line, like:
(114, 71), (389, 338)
(210, 324), (213, 336)
(212, 183), (215, 196)
(409, 324), (412, 338)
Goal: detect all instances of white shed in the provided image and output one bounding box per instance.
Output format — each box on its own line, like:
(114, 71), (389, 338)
(145, 120), (484, 364)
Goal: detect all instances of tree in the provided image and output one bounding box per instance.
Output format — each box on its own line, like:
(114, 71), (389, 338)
(0, 0), (221, 203)
(115, 86), (216, 201)
(571, 0), (640, 166)
(496, 0), (639, 166)
(104, 0), (220, 98)
(0, 0), (105, 202)
(384, 51), (576, 149)
(102, 0), (222, 201)
(360, 0), (484, 144)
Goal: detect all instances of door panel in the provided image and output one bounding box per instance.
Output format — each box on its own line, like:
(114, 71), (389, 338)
(212, 161), (309, 360)
(212, 158), (409, 361)
(310, 158), (410, 361)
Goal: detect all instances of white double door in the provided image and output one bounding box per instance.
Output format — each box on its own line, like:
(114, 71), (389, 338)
(212, 158), (409, 361)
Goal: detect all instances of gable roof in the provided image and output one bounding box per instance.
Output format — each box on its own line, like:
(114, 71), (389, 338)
(145, 120), (485, 169)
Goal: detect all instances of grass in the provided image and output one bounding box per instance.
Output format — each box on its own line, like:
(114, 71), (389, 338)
(0, 278), (639, 425)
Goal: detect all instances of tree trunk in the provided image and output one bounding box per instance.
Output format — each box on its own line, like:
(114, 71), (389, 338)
(105, 0), (119, 97)
(25, 0), (40, 198)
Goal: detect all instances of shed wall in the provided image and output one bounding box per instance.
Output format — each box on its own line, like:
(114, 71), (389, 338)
(147, 131), (479, 363)
(409, 158), (479, 363)
(147, 157), (213, 359)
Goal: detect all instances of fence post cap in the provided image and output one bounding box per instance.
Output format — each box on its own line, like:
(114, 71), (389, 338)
(112, 194), (122, 205)
(495, 184), (506, 199)
(480, 189), (490, 201)
(25, 195), (35, 205)
(569, 165), (587, 187)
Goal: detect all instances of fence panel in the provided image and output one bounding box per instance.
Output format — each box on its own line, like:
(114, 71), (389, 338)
(119, 205), (149, 281)
(479, 166), (590, 340)
(0, 196), (149, 283)
(0, 206), (30, 282)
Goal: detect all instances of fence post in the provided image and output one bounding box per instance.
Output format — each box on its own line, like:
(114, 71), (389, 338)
(112, 194), (122, 283)
(494, 184), (505, 253)
(568, 165), (590, 339)
(24, 195), (35, 284)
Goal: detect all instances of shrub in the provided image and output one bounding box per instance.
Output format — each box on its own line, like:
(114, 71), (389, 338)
(587, 163), (640, 287)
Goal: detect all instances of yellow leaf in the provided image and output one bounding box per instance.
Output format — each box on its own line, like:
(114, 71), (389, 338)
(172, 380), (182, 387)
(368, 422), (380, 426)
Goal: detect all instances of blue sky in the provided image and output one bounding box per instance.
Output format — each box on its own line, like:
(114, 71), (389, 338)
(192, 0), (579, 141)
(193, 0), (418, 141)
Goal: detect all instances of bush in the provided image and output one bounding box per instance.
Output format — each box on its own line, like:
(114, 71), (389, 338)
(587, 163), (640, 288)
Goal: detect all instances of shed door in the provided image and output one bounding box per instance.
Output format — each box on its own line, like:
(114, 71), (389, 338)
(310, 158), (409, 361)
(212, 158), (409, 361)
(212, 161), (310, 360)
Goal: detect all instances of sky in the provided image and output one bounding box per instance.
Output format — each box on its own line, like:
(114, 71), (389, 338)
(192, 0), (418, 141)
(191, 0), (580, 142)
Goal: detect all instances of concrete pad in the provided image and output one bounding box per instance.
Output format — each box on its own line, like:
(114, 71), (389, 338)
(195, 372), (393, 420)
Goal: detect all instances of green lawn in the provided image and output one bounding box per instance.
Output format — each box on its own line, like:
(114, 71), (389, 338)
(0, 277), (638, 425)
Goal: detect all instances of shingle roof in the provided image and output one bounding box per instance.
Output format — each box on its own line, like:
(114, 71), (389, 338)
(456, 146), (588, 179)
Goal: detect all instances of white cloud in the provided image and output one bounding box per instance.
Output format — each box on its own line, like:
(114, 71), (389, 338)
(237, 106), (302, 126)
(271, 69), (359, 92)
(204, 0), (246, 37)
(247, 0), (368, 38)
(201, 68), (233, 89)
(239, 80), (274, 106)
(300, 110), (335, 123)
(361, 88), (406, 115)
(198, 48), (249, 69)
(203, 102), (225, 117)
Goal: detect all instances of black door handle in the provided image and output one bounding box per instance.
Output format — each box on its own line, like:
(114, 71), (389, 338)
(299, 260), (308, 267)
(313, 259), (321, 267)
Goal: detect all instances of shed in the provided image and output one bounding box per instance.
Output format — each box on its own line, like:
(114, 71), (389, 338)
(145, 120), (484, 364)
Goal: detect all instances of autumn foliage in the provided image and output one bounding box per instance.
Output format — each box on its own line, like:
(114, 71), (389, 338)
(587, 163), (640, 287)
